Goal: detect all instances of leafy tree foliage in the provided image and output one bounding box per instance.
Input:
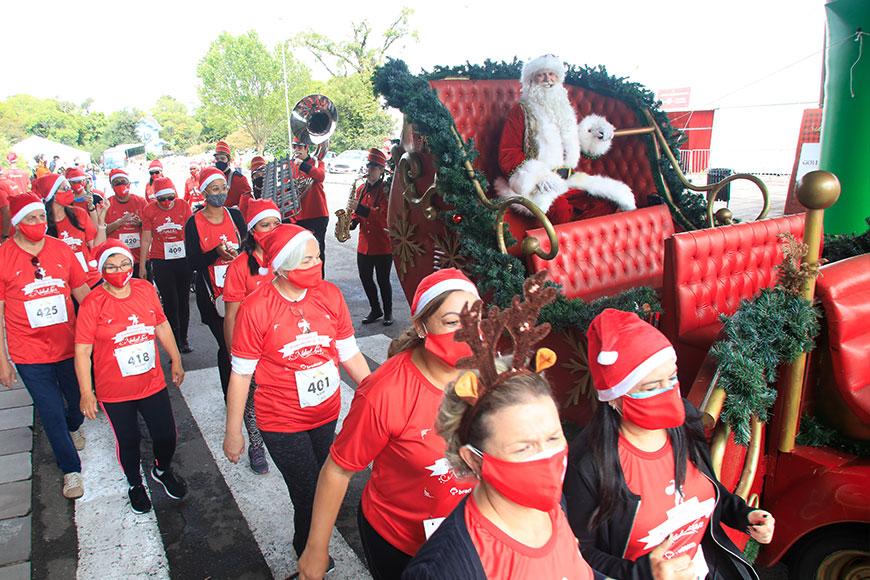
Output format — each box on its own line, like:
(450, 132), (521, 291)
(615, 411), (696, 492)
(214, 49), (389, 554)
(152, 96), (202, 153)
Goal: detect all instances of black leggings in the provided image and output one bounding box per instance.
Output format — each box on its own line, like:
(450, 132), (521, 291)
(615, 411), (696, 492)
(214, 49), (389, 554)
(194, 276), (230, 397)
(260, 420), (336, 556)
(295, 216), (328, 275)
(357, 253), (392, 316)
(357, 505), (413, 580)
(101, 388), (177, 487)
(151, 258), (191, 344)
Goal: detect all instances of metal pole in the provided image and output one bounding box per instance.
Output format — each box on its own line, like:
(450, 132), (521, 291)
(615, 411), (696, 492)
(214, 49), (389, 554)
(281, 39), (293, 152)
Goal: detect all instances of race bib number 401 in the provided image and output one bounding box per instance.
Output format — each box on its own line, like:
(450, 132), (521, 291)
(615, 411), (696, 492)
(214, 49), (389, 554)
(24, 294), (68, 328)
(295, 362), (340, 408)
(114, 340), (156, 377)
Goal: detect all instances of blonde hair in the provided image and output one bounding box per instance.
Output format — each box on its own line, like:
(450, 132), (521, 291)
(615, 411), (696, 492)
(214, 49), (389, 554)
(437, 368), (554, 477)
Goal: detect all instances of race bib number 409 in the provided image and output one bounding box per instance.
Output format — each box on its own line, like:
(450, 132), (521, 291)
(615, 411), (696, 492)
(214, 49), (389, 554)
(164, 241), (186, 259)
(295, 362), (340, 408)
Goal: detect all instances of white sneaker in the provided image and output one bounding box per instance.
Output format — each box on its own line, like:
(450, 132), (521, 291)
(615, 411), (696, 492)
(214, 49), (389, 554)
(70, 428), (86, 451)
(63, 472), (84, 499)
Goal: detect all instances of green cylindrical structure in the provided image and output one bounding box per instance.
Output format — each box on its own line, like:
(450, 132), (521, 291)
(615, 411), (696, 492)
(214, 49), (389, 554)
(821, 0), (869, 234)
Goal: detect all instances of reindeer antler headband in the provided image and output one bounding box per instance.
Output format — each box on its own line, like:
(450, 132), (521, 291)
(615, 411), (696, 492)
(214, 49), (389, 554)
(452, 272), (558, 442)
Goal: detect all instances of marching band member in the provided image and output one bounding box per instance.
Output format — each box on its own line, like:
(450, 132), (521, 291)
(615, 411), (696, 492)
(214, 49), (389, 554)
(354, 148), (393, 326)
(564, 309), (774, 579)
(290, 139), (328, 273)
(223, 224), (370, 564)
(139, 177), (193, 353)
(297, 269), (480, 580)
(0, 193), (91, 499)
(74, 239), (186, 514)
(212, 140), (252, 209)
(185, 167), (246, 397)
(222, 198), (282, 474)
(104, 168), (146, 277)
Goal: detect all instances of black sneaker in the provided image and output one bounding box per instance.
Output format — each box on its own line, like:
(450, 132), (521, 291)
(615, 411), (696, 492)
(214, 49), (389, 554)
(286, 556), (335, 579)
(128, 484), (152, 514)
(150, 466), (188, 500)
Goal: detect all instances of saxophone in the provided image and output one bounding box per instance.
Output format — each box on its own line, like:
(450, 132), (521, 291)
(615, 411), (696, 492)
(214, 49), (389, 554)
(334, 177), (362, 242)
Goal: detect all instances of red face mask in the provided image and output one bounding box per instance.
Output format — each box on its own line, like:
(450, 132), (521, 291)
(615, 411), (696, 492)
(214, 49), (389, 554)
(71, 182), (86, 194)
(251, 229), (272, 246)
(424, 329), (473, 367)
(103, 270), (133, 288)
(283, 263), (322, 288)
(112, 184), (131, 197)
(621, 384), (686, 430)
(18, 222), (47, 242)
(470, 445), (568, 512)
(54, 190), (75, 206)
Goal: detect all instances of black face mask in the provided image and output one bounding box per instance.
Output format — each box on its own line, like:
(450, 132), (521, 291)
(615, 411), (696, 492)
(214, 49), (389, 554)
(215, 161), (229, 172)
(252, 176), (264, 190)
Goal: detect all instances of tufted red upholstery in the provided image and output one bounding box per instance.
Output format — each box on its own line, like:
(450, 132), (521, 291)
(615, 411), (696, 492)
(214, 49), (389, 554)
(661, 213), (808, 387)
(525, 205), (674, 300)
(430, 79), (660, 207)
(815, 254), (870, 425)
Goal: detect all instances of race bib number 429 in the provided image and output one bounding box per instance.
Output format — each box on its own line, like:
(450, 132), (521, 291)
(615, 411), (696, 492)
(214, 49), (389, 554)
(295, 362), (340, 408)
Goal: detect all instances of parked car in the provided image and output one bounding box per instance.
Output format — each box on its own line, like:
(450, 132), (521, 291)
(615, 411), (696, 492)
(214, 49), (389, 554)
(327, 149), (367, 174)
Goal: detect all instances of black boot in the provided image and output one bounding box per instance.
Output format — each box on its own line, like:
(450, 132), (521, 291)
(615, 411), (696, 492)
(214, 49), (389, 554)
(362, 309), (383, 324)
(382, 312), (393, 326)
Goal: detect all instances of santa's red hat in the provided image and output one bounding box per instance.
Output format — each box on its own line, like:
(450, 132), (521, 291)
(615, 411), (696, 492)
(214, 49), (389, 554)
(109, 168), (129, 184)
(250, 156), (267, 172)
(261, 224), (316, 272)
(94, 239), (134, 272)
(148, 159), (163, 173)
(521, 54), (566, 87)
(244, 198), (280, 231)
(215, 141), (231, 156)
(65, 167), (87, 183)
(152, 177), (177, 199)
(411, 268), (478, 318)
(586, 309), (676, 401)
(9, 193), (45, 226)
(6, 152), (17, 164)
(34, 174), (68, 202)
(367, 148), (387, 168)
(198, 166), (226, 191)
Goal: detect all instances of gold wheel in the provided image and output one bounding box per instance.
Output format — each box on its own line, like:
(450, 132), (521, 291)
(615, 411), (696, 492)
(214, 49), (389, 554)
(816, 550), (870, 580)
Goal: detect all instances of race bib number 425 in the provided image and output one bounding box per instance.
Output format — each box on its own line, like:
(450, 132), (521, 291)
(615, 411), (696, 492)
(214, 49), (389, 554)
(295, 362), (340, 408)
(24, 294), (68, 328)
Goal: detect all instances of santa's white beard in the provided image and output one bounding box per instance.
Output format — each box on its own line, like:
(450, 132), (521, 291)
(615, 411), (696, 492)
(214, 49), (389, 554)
(523, 83), (578, 131)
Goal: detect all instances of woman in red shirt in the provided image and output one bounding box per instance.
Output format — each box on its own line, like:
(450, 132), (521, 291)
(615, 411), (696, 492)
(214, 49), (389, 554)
(104, 168), (146, 277)
(223, 224), (370, 562)
(404, 275), (595, 580)
(222, 198), (281, 474)
(0, 193), (92, 500)
(144, 159), (164, 202)
(564, 309), (775, 580)
(75, 240), (186, 514)
(139, 177), (193, 353)
(297, 269), (481, 580)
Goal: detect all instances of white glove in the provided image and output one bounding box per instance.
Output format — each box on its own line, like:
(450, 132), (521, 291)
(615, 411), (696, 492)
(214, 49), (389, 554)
(538, 173), (562, 195)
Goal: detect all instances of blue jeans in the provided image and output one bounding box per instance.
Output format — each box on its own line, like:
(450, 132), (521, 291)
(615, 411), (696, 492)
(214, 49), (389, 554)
(16, 358), (83, 474)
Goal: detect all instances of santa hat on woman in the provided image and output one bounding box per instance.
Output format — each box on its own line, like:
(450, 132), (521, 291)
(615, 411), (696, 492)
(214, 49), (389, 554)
(109, 168), (129, 184)
(9, 193), (45, 226)
(260, 224), (316, 275)
(198, 166), (227, 191)
(94, 239), (134, 272)
(243, 198), (280, 231)
(521, 54), (566, 88)
(411, 268), (479, 318)
(152, 177), (177, 199)
(586, 308), (676, 401)
(148, 159), (163, 173)
(64, 167), (88, 183)
(215, 141), (231, 157)
(249, 156), (267, 172)
(33, 174), (68, 202)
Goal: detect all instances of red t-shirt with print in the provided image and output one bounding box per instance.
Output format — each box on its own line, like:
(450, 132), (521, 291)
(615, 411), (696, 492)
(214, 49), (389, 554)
(141, 200), (191, 260)
(466, 494), (594, 580)
(620, 435), (716, 571)
(75, 279), (168, 402)
(331, 349), (476, 555)
(193, 209), (241, 298)
(222, 252), (271, 303)
(231, 281), (353, 433)
(105, 194), (147, 261)
(53, 207), (99, 285)
(0, 237), (88, 364)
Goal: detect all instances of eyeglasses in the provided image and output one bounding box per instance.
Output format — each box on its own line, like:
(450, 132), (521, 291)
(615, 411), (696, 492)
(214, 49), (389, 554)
(104, 261), (133, 273)
(31, 256), (42, 280)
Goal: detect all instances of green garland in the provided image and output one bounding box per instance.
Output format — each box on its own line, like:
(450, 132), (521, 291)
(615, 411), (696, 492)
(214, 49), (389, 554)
(373, 59), (674, 329)
(796, 414), (870, 457)
(822, 216), (870, 264)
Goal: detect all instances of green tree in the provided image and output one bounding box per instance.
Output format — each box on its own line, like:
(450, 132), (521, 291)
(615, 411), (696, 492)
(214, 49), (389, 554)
(152, 96), (202, 153)
(197, 31), (311, 153)
(101, 109), (144, 147)
(323, 74), (393, 151)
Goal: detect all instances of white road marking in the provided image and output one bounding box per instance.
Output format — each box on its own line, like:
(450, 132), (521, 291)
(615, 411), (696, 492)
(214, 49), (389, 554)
(355, 334), (392, 365)
(75, 413), (170, 579)
(179, 367), (370, 579)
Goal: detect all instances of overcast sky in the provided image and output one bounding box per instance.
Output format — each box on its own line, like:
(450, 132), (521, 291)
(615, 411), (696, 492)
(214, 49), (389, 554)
(1, 0), (825, 113)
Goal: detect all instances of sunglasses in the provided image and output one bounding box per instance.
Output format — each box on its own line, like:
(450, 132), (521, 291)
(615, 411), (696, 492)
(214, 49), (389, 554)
(150, 171), (162, 175)
(112, 179), (130, 186)
(31, 256), (42, 280)
(157, 196), (176, 202)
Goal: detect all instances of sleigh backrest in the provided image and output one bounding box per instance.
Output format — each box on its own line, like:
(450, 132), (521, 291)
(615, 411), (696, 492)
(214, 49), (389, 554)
(430, 79), (661, 207)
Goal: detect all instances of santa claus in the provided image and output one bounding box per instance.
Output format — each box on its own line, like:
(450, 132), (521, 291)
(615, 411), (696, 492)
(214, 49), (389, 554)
(497, 54), (636, 224)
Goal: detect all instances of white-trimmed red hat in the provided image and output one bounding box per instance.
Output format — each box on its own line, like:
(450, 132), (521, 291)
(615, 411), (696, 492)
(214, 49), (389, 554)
(148, 159), (163, 173)
(521, 54), (566, 87)
(586, 308), (676, 401)
(215, 141), (231, 156)
(411, 268), (478, 318)
(261, 224), (316, 272)
(250, 156), (267, 172)
(198, 166), (226, 192)
(243, 198), (280, 231)
(34, 174), (68, 202)
(109, 168), (130, 184)
(94, 239), (134, 271)
(152, 176), (177, 199)
(65, 167), (88, 183)
(9, 193), (45, 226)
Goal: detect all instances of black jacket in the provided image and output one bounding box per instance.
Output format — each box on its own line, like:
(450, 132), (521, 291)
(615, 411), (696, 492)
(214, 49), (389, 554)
(564, 400), (758, 580)
(184, 207), (246, 298)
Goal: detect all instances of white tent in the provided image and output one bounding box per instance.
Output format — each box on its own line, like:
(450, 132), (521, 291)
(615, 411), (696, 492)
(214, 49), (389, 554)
(12, 136), (91, 168)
